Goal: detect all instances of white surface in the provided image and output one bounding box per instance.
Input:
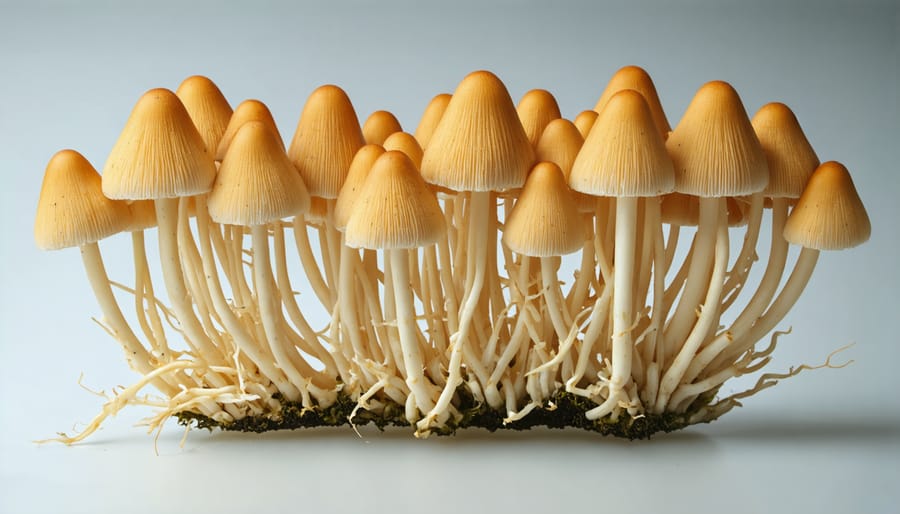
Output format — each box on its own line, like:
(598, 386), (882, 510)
(1, 1), (899, 513)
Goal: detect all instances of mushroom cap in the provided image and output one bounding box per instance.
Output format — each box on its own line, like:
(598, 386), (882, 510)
(570, 89), (675, 197)
(516, 89), (562, 148)
(208, 121), (310, 226)
(304, 197), (330, 226)
(503, 162), (585, 257)
(594, 65), (671, 139)
(751, 102), (820, 199)
(287, 84), (365, 199)
(335, 144), (386, 231)
(383, 132), (423, 169)
(127, 200), (158, 232)
(35, 150), (132, 250)
(175, 75), (233, 156)
(783, 161), (870, 250)
(363, 110), (402, 146)
(345, 151), (445, 250)
(666, 81), (769, 197)
(102, 88), (217, 200)
(216, 99), (284, 161)
(414, 93), (451, 148)
(660, 193), (746, 227)
(420, 70), (534, 192)
(573, 110), (598, 139)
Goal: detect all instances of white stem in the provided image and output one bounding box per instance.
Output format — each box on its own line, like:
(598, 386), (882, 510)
(292, 215), (334, 308)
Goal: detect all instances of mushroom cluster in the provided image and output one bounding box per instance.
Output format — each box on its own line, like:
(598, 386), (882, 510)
(35, 68), (871, 442)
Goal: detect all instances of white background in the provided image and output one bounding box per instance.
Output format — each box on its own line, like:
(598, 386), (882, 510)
(1, 1), (898, 513)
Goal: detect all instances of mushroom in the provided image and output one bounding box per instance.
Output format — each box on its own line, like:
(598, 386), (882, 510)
(216, 99), (285, 161)
(573, 110), (598, 139)
(345, 151), (446, 422)
(414, 93), (451, 148)
(593, 65), (671, 139)
(570, 89), (675, 420)
(363, 110), (403, 145)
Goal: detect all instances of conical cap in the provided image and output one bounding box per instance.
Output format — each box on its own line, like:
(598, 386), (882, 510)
(517, 89), (561, 147)
(783, 161), (870, 250)
(216, 99), (284, 161)
(751, 102), (820, 198)
(209, 121), (310, 226)
(335, 144), (386, 230)
(573, 110), (598, 139)
(415, 93), (451, 148)
(594, 66), (670, 138)
(102, 88), (217, 200)
(420, 70), (534, 192)
(503, 162), (584, 257)
(176, 75), (233, 156)
(127, 200), (158, 231)
(570, 89), (675, 197)
(35, 150), (131, 250)
(363, 110), (402, 145)
(383, 132), (423, 168)
(535, 118), (594, 213)
(666, 81), (769, 197)
(287, 85), (364, 199)
(345, 151), (445, 249)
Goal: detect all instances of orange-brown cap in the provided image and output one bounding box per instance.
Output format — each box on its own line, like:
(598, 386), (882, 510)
(503, 162), (584, 257)
(517, 89), (561, 148)
(751, 102), (820, 198)
(535, 119), (594, 213)
(35, 150), (131, 250)
(208, 121), (310, 226)
(335, 144), (386, 231)
(175, 75), (233, 156)
(660, 193), (747, 226)
(344, 151), (445, 249)
(287, 85), (365, 199)
(666, 81), (769, 197)
(420, 70), (534, 192)
(783, 161), (870, 250)
(570, 90), (675, 197)
(127, 200), (158, 232)
(363, 110), (402, 145)
(415, 93), (451, 148)
(102, 88), (217, 200)
(594, 65), (670, 139)
(216, 99), (284, 161)
(573, 110), (598, 139)
(383, 132), (423, 168)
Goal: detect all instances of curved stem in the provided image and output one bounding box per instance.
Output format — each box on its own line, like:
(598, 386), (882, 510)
(292, 215), (333, 308)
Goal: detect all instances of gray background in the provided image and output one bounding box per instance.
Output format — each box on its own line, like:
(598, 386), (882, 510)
(1, 1), (898, 513)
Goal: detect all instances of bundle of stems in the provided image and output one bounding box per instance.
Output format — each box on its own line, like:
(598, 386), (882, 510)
(34, 69), (870, 443)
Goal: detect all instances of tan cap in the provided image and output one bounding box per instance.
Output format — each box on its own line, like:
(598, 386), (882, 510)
(666, 81), (769, 197)
(570, 89), (674, 197)
(102, 88), (217, 200)
(594, 65), (670, 139)
(344, 151), (445, 249)
(287, 85), (365, 199)
(517, 89), (561, 147)
(751, 102), (820, 198)
(661, 193), (747, 226)
(363, 110), (402, 145)
(335, 144), (386, 231)
(414, 93), (451, 148)
(383, 132), (423, 169)
(783, 161), (870, 250)
(503, 162), (584, 257)
(216, 99), (285, 161)
(208, 121), (310, 226)
(35, 150), (131, 250)
(126, 200), (158, 232)
(535, 119), (594, 213)
(573, 110), (598, 139)
(175, 75), (233, 156)
(420, 70), (534, 192)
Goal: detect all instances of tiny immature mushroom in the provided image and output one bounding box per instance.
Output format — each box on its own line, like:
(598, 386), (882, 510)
(36, 70), (873, 442)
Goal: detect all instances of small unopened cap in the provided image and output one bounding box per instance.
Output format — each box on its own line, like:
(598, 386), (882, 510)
(783, 161), (870, 250)
(363, 110), (402, 146)
(216, 99), (285, 161)
(345, 151), (445, 249)
(102, 88), (217, 200)
(209, 121), (310, 226)
(517, 89), (561, 148)
(127, 200), (158, 232)
(35, 150), (131, 250)
(414, 93), (451, 149)
(573, 110), (598, 139)
(503, 162), (584, 257)
(383, 132), (423, 168)
(751, 102), (820, 199)
(594, 65), (671, 139)
(176, 75), (233, 156)
(287, 85), (365, 199)
(335, 144), (386, 231)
